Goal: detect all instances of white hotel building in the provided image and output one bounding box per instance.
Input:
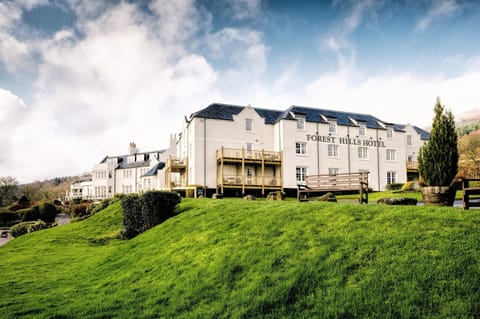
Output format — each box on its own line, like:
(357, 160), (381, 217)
(69, 103), (429, 200)
(167, 103), (429, 197)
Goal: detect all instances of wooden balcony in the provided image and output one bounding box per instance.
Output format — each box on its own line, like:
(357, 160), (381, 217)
(216, 147), (282, 164)
(166, 156), (187, 172)
(406, 161), (418, 172)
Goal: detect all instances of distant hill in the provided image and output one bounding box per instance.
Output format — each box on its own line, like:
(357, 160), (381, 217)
(457, 108), (480, 125)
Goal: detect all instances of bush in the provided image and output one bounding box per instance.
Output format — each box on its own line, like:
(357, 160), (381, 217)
(386, 183), (403, 191)
(39, 202), (58, 223)
(121, 194), (144, 239)
(0, 209), (20, 227)
(141, 191), (181, 229)
(16, 206), (40, 222)
(10, 220), (47, 237)
(69, 203), (90, 218)
(121, 191), (181, 239)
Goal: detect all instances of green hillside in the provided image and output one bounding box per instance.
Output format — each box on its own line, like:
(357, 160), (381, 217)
(1, 199), (480, 318)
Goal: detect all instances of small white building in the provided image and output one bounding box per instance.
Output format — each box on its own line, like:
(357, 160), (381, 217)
(67, 177), (94, 201)
(165, 103), (429, 197)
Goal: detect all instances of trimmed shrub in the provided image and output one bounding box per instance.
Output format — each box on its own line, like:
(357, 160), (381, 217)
(16, 206), (40, 222)
(120, 191), (181, 239)
(141, 191), (181, 229)
(121, 194), (143, 239)
(10, 220), (47, 237)
(69, 203), (90, 218)
(39, 202), (58, 223)
(0, 209), (20, 227)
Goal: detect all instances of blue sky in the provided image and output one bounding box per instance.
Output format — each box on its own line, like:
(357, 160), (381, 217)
(1, 0), (480, 182)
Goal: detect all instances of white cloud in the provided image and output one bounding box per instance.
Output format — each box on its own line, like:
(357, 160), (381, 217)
(0, 89), (25, 176)
(226, 0), (261, 20)
(416, 0), (461, 32)
(1, 1), (221, 182)
(304, 69), (480, 127)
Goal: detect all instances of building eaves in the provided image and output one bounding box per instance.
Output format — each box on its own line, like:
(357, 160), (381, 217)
(286, 105), (397, 130)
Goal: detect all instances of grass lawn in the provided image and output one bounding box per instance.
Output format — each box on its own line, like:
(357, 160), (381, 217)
(1, 199), (480, 318)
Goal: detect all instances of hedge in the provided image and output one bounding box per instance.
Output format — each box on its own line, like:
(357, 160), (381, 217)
(10, 220), (48, 237)
(121, 191), (181, 239)
(121, 194), (144, 239)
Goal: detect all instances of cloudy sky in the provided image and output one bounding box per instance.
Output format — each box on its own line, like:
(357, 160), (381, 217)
(1, 0), (480, 182)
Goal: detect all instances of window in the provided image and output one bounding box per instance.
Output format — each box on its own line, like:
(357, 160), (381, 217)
(358, 147), (368, 160)
(387, 171), (397, 184)
(407, 135), (412, 146)
(328, 168), (339, 176)
(328, 144), (339, 158)
(246, 143), (253, 151)
(407, 155), (413, 162)
(358, 123), (366, 136)
(245, 118), (253, 132)
(386, 149), (396, 161)
(296, 116), (305, 130)
(296, 142), (307, 155)
(387, 127), (394, 139)
(328, 120), (337, 133)
(247, 168), (253, 177)
(296, 167), (307, 183)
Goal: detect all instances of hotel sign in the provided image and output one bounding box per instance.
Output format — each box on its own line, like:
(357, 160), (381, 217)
(306, 134), (386, 148)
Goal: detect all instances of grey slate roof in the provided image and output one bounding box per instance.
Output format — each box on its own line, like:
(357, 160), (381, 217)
(191, 103), (402, 131)
(118, 161), (150, 169)
(413, 126), (430, 140)
(142, 162), (165, 177)
(191, 103), (283, 124)
(395, 124), (430, 140)
(99, 150), (165, 165)
(285, 105), (400, 131)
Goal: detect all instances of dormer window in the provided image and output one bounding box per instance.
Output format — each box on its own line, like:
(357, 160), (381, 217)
(328, 120), (337, 134)
(358, 123), (366, 136)
(387, 126), (394, 139)
(245, 118), (253, 132)
(296, 116), (305, 130)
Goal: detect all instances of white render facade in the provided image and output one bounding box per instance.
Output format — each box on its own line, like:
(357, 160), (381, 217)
(87, 138), (176, 200)
(170, 103), (429, 196)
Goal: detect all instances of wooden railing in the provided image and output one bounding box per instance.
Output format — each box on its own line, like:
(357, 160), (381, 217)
(217, 174), (281, 187)
(462, 178), (480, 210)
(406, 161), (418, 171)
(216, 148), (282, 162)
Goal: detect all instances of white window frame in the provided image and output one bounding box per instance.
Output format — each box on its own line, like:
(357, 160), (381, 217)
(386, 149), (396, 162)
(328, 168), (339, 176)
(358, 146), (368, 160)
(245, 118), (253, 132)
(328, 144), (339, 158)
(296, 116), (306, 130)
(295, 142), (307, 155)
(387, 127), (394, 139)
(328, 120), (337, 134)
(246, 143), (253, 152)
(296, 167), (307, 183)
(407, 135), (412, 146)
(358, 123), (366, 136)
(387, 171), (397, 184)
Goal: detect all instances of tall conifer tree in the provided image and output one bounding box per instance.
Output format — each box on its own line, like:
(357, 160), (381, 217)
(418, 97), (458, 186)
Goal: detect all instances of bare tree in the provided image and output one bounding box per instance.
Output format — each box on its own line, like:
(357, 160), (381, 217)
(0, 176), (19, 207)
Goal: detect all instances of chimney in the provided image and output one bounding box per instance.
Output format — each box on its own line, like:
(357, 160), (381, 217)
(128, 142), (138, 155)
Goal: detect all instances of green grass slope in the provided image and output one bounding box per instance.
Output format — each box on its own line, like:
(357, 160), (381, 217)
(1, 200), (480, 318)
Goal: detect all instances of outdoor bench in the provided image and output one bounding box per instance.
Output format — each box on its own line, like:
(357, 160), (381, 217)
(297, 172), (369, 204)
